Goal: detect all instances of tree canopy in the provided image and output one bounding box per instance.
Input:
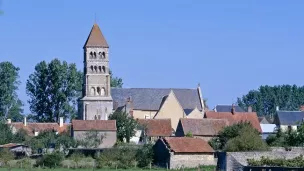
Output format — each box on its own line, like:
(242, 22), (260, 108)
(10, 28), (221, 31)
(238, 85), (304, 116)
(26, 59), (82, 122)
(0, 61), (23, 121)
(209, 122), (268, 152)
(108, 111), (137, 143)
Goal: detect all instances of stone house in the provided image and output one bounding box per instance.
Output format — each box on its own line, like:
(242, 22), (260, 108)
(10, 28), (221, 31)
(71, 120), (116, 148)
(205, 106), (262, 133)
(78, 23), (206, 130)
(175, 118), (228, 141)
(154, 137), (216, 169)
(130, 119), (173, 144)
(8, 117), (70, 136)
(274, 110), (304, 132)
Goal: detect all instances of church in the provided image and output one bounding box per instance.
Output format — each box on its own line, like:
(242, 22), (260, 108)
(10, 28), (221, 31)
(78, 23), (206, 130)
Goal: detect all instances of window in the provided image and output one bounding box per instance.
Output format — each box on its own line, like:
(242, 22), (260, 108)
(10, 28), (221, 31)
(288, 125), (292, 132)
(101, 87), (106, 96)
(97, 87), (101, 95)
(102, 66), (106, 73)
(93, 52), (97, 58)
(89, 52), (93, 59)
(98, 66), (102, 73)
(102, 52), (106, 58)
(94, 66), (97, 72)
(90, 66), (94, 72)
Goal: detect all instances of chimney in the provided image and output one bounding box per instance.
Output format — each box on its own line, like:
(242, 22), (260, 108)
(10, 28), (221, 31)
(59, 117), (64, 127)
(276, 106), (279, 111)
(7, 119), (11, 124)
(231, 104), (235, 114)
(24, 117), (27, 126)
(248, 106), (252, 112)
(34, 129), (39, 136)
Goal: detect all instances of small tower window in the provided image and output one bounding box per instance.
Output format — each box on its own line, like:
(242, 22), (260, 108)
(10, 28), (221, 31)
(102, 66), (106, 73)
(97, 87), (101, 95)
(90, 66), (94, 72)
(94, 66), (98, 72)
(90, 87), (96, 96)
(93, 52), (97, 59)
(98, 52), (102, 58)
(89, 52), (93, 59)
(101, 87), (106, 96)
(102, 52), (106, 58)
(98, 66), (102, 73)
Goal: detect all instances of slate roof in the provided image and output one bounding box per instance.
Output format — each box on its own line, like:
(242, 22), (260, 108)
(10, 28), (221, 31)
(111, 88), (202, 111)
(161, 137), (214, 153)
(84, 24), (109, 48)
(258, 117), (270, 124)
(9, 122), (70, 136)
(276, 111), (304, 125)
(214, 105), (245, 112)
(205, 111), (262, 133)
(183, 109), (194, 115)
(179, 118), (229, 136)
(137, 119), (172, 137)
(72, 120), (116, 131)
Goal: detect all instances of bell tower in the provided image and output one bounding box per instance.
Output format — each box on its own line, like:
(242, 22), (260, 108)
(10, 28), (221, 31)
(79, 23), (113, 120)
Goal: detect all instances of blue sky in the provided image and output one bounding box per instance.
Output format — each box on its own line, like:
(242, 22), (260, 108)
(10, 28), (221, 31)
(1, 1), (304, 114)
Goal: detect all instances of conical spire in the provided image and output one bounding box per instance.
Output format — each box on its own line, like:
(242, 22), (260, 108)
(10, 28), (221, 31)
(83, 23), (109, 48)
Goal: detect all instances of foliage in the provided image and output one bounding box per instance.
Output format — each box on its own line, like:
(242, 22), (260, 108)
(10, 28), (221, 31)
(209, 122), (268, 152)
(109, 70), (123, 88)
(0, 121), (15, 145)
(96, 146), (137, 169)
(248, 155), (304, 167)
(36, 152), (64, 168)
(185, 131), (193, 137)
(238, 84), (304, 116)
(0, 148), (15, 165)
(13, 128), (30, 143)
(108, 111), (137, 143)
(266, 123), (304, 147)
(0, 61), (23, 121)
(68, 152), (86, 168)
(78, 130), (103, 148)
(26, 59), (82, 122)
(135, 144), (154, 168)
(26, 130), (76, 154)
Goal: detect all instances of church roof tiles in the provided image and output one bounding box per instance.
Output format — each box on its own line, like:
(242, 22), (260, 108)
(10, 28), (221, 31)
(84, 24), (109, 48)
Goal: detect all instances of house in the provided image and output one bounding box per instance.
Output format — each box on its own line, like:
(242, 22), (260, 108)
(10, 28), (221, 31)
(205, 107), (262, 133)
(274, 110), (304, 132)
(0, 143), (32, 157)
(78, 23), (205, 131)
(8, 117), (70, 136)
(213, 104), (245, 112)
(175, 118), (228, 141)
(71, 120), (117, 148)
(130, 119), (173, 144)
(260, 124), (277, 140)
(154, 137), (215, 169)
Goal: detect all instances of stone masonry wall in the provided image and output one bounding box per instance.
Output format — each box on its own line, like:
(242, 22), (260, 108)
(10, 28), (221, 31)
(170, 153), (216, 169)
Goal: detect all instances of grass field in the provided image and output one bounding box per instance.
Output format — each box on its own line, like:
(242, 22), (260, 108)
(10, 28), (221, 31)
(0, 166), (216, 171)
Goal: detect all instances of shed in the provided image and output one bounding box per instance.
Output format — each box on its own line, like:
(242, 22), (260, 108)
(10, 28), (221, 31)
(154, 137), (215, 169)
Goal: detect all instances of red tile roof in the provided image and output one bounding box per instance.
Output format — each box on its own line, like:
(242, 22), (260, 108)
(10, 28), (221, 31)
(137, 119), (172, 137)
(180, 118), (229, 136)
(205, 111), (262, 133)
(84, 24), (109, 48)
(162, 137), (214, 153)
(9, 122), (70, 136)
(72, 120), (116, 131)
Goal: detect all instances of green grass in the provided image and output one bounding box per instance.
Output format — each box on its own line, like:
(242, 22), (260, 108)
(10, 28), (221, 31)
(0, 166), (216, 171)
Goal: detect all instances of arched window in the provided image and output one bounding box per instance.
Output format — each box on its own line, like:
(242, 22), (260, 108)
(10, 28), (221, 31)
(90, 87), (96, 96)
(102, 52), (106, 58)
(98, 66), (102, 73)
(98, 52), (102, 58)
(94, 66), (97, 72)
(101, 87), (106, 96)
(93, 52), (97, 58)
(97, 87), (101, 95)
(90, 66), (94, 72)
(102, 66), (106, 73)
(89, 52), (93, 59)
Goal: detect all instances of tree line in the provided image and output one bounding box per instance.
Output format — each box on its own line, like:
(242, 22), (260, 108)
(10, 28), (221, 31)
(0, 59), (123, 122)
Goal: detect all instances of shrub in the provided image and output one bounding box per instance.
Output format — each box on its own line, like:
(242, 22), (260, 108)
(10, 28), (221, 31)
(36, 152), (63, 168)
(135, 144), (154, 168)
(248, 155), (304, 167)
(185, 131), (193, 137)
(96, 146), (137, 169)
(0, 149), (15, 166)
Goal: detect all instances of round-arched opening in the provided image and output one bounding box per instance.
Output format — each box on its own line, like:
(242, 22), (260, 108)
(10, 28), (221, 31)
(97, 87), (101, 95)
(94, 66), (97, 72)
(93, 52), (97, 58)
(98, 66), (102, 73)
(102, 52), (106, 58)
(100, 87), (106, 96)
(90, 66), (94, 72)
(102, 66), (106, 73)
(90, 87), (96, 96)
(89, 52), (93, 59)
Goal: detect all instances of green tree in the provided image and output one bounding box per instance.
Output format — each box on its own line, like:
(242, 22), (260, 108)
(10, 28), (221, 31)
(108, 111), (137, 143)
(238, 85), (304, 116)
(26, 59), (82, 122)
(0, 121), (15, 145)
(110, 70), (123, 88)
(78, 130), (103, 148)
(209, 122), (268, 151)
(0, 62), (23, 121)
